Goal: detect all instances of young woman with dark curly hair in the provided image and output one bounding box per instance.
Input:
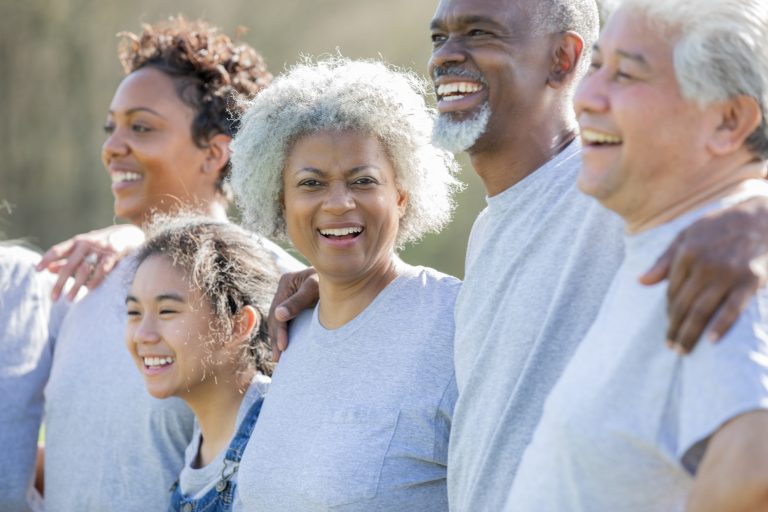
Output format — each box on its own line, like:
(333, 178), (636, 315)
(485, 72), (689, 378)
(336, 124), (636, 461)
(38, 18), (302, 511)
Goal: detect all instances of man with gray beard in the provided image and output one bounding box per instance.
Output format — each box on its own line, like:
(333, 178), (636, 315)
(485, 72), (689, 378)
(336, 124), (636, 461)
(428, 0), (768, 510)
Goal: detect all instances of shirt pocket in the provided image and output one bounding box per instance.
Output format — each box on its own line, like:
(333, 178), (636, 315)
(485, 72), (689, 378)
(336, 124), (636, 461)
(298, 406), (399, 508)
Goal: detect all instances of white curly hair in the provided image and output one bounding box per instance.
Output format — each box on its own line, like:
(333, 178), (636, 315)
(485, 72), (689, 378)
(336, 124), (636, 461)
(230, 56), (463, 248)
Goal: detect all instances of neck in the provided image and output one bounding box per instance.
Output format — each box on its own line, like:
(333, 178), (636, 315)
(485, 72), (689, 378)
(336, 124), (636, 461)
(184, 370), (251, 468)
(625, 161), (767, 234)
(135, 199), (228, 230)
(317, 255), (403, 329)
(469, 121), (578, 197)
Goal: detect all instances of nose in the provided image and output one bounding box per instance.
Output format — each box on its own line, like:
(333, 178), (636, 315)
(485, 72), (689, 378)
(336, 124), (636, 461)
(322, 182), (355, 215)
(428, 35), (467, 77)
(101, 126), (129, 168)
(573, 68), (609, 118)
(132, 316), (161, 346)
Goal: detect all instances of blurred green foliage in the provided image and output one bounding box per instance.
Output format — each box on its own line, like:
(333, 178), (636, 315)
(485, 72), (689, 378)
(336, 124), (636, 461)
(0, 0), (486, 277)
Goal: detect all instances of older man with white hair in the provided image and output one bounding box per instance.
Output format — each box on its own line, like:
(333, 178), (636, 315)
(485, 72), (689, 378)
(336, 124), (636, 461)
(507, 1), (768, 510)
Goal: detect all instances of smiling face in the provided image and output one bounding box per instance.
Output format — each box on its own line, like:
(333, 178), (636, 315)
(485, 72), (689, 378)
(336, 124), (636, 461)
(282, 131), (407, 284)
(574, 7), (714, 218)
(428, 0), (555, 153)
(125, 254), (222, 400)
(102, 67), (220, 226)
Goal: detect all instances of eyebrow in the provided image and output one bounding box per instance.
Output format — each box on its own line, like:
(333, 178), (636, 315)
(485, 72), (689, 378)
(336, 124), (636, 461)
(124, 293), (186, 305)
(430, 14), (501, 30)
(594, 44), (651, 69)
(108, 107), (165, 118)
(296, 165), (381, 176)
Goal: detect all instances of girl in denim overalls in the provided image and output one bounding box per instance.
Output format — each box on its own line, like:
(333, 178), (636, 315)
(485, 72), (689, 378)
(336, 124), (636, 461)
(124, 217), (281, 512)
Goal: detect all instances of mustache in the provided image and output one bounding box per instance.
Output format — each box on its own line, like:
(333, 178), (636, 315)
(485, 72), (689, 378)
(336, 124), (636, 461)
(431, 65), (487, 85)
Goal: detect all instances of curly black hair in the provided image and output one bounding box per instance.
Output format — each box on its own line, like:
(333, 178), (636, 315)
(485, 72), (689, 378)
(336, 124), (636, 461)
(117, 17), (272, 197)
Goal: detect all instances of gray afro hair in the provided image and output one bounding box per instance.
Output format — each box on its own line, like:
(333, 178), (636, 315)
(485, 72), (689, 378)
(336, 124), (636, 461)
(230, 56), (463, 248)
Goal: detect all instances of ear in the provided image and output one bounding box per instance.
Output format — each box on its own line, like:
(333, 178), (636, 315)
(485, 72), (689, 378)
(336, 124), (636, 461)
(202, 133), (232, 179)
(396, 187), (408, 218)
(707, 95), (762, 156)
(547, 31), (584, 89)
(231, 305), (259, 343)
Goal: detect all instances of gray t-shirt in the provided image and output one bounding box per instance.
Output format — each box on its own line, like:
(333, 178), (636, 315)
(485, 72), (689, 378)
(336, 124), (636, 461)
(238, 265), (461, 511)
(448, 140), (627, 511)
(178, 374), (269, 512)
(0, 246), (69, 512)
(43, 237), (303, 511)
(507, 195), (768, 512)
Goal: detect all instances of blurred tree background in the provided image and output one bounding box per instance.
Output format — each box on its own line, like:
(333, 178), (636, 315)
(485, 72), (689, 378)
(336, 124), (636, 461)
(0, 0), (486, 277)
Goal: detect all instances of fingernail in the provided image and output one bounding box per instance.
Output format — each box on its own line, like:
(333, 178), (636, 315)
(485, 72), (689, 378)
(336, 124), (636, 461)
(707, 331), (719, 342)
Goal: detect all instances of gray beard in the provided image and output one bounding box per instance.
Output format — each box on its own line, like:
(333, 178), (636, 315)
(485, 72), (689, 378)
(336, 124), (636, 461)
(431, 103), (491, 153)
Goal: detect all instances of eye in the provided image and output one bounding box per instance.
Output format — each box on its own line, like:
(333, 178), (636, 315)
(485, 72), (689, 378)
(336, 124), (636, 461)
(431, 32), (447, 45)
(299, 179), (323, 188)
(615, 69), (635, 82)
(352, 176), (378, 186)
(103, 123), (115, 134)
(127, 309), (141, 318)
(467, 29), (490, 37)
(159, 308), (179, 315)
(131, 123), (152, 133)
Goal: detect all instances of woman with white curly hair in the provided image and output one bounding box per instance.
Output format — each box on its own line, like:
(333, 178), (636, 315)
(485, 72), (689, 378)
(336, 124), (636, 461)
(231, 57), (463, 511)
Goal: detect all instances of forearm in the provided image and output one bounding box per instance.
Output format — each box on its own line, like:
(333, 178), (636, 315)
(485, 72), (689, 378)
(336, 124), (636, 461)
(687, 410), (768, 511)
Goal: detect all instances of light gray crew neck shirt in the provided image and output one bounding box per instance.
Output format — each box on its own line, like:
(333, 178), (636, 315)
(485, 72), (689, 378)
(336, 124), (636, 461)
(238, 265), (461, 511)
(448, 140), (626, 511)
(508, 194), (768, 511)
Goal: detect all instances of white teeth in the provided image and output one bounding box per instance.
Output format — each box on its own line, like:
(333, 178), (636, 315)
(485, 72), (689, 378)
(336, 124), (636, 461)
(581, 130), (623, 145)
(319, 227), (363, 237)
(112, 171), (142, 183)
(143, 356), (175, 368)
(437, 82), (483, 98)
(443, 94), (467, 102)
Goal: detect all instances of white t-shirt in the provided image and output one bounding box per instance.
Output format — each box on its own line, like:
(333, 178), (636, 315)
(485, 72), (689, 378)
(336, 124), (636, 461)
(508, 193), (768, 511)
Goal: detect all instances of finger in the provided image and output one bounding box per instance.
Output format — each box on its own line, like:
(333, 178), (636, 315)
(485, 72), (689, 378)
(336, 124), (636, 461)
(666, 247), (696, 301)
(67, 258), (95, 302)
(36, 239), (75, 272)
(85, 255), (117, 291)
(672, 287), (729, 354)
(665, 270), (705, 345)
(277, 323), (290, 352)
(50, 244), (91, 301)
(639, 244), (674, 286)
(706, 287), (755, 342)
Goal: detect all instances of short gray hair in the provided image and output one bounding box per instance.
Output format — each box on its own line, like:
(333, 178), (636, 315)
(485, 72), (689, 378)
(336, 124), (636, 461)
(531, 0), (600, 79)
(230, 57), (462, 248)
(603, 0), (768, 158)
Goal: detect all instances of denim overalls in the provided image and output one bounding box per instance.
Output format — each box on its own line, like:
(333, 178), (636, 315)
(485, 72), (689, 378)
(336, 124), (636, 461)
(169, 396), (264, 512)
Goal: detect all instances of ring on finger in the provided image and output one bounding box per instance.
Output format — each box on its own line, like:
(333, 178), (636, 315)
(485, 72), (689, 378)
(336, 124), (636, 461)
(84, 253), (99, 266)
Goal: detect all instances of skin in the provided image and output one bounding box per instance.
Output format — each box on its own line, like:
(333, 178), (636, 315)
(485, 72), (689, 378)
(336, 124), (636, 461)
(428, 0), (584, 196)
(579, 8), (768, 510)
(37, 66), (230, 300)
(575, 7), (763, 233)
(281, 130), (407, 329)
(126, 255), (257, 467)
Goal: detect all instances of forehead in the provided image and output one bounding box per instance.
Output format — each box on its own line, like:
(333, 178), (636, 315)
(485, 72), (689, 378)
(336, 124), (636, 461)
(598, 7), (675, 68)
(287, 131), (392, 167)
(432, 0), (532, 30)
(109, 67), (193, 118)
(132, 255), (190, 293)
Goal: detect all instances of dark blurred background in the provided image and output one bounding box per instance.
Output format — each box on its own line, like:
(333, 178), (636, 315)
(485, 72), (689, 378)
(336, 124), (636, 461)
(0, 0), (486, 277)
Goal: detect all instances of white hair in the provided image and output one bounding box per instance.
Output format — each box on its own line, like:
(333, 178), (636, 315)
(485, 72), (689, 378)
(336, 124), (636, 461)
(230, 57), (463, 248)
(530, 0), (601, 80)
(603, 0), (768, 157)
(432, 103), (491, 153)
